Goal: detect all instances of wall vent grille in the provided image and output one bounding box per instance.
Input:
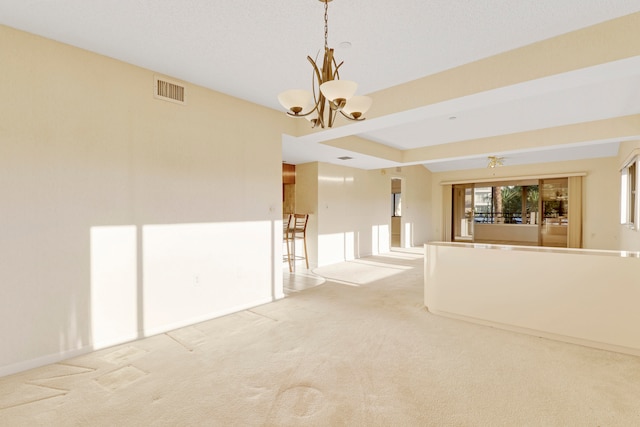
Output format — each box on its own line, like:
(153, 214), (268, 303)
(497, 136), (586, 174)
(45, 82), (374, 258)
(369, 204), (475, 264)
(154, 76), (186, 105)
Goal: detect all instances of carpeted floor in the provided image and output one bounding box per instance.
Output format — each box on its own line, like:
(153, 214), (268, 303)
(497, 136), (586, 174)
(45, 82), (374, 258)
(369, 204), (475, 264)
(2, 248), (640, 426)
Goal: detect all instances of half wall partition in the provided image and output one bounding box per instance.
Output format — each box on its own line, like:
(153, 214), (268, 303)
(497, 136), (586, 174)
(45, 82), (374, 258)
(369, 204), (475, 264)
(424, 242), (640, 356)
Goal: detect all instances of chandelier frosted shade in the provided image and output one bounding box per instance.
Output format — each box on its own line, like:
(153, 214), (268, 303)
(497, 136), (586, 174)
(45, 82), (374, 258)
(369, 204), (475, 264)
(342, 96), (372, 119)
(278, 89), (313, 115)
(319, 80), (357, 107)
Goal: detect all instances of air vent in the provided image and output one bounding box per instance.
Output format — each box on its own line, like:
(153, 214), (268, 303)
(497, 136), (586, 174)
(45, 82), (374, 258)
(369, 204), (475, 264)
(337, 156), (353, 161)
(154, 75), (186, 105)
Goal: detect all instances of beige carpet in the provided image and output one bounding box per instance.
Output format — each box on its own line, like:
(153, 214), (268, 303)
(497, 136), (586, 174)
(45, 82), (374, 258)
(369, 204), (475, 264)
(2, 249), (640, 426)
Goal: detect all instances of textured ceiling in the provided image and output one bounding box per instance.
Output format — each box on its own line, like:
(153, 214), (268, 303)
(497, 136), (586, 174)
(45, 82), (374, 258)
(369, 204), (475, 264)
(1, 0), (639, 171)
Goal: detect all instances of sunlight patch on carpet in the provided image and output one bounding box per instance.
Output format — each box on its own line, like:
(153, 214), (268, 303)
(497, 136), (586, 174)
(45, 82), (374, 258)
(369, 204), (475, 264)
(313, 261), (410, 286)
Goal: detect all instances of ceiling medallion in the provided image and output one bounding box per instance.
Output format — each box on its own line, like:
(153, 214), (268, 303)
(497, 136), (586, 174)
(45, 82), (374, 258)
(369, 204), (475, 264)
(277, 0), (372, 128)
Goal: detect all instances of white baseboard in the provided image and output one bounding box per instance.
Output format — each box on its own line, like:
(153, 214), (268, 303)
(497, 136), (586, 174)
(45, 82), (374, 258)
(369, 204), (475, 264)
(0, 346), (93, 379)
(142, 296), (275, 337)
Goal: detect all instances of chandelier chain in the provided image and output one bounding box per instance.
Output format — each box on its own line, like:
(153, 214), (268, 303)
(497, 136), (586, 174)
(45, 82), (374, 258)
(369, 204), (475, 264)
(324, 0), (329, 51)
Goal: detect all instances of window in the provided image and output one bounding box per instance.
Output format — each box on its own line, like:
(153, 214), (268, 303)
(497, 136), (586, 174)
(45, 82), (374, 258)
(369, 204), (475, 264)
(392, 193), (402, 217)
(472, 184), (538, 224)
(621, 157), (638, 229)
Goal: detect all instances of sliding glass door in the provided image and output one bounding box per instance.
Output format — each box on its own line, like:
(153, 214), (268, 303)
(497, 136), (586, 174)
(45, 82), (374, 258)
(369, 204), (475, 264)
(540, 178), (569, 247)
(450, 177), (580, 248)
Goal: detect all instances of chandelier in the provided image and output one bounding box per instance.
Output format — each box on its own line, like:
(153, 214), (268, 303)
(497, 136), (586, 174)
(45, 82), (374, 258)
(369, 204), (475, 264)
(277, 0), (372, 128)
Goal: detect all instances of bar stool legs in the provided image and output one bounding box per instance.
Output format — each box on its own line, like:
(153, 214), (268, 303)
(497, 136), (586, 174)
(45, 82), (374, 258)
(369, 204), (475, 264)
(284, 214), (293, 272)
(284, 213), (309, 271)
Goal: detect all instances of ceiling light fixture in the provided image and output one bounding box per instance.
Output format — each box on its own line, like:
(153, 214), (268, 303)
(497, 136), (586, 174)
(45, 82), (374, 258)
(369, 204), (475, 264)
(487, 156), (505, 168)
(278, 0), (372, 128)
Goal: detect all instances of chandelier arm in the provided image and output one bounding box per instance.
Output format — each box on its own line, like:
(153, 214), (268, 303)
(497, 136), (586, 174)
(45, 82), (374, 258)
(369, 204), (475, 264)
(338, 110), (366, 121)
(323, 48), (334, 84)
(307, 55), (323, 90)
(331, 59), (344, 80)
(285, 103), (319, 119)
(329, 105), (338, 127)
(307, 55), (326, 128)
(317, 96), (326, 128)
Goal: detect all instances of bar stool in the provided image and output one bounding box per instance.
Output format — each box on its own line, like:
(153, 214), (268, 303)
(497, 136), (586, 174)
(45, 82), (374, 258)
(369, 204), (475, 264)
(284, 213), (309, 271)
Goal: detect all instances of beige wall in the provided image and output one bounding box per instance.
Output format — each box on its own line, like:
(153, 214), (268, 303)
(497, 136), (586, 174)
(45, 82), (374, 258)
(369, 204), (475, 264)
(293, 162), (319, 269)
(618, 140), (640, 252)
(1, 25), (294, 375)
(385, 166), (434, 247)
(430, 157), (620, 250)
(294, 163), (432, 267)
(316, 163), (389, 266)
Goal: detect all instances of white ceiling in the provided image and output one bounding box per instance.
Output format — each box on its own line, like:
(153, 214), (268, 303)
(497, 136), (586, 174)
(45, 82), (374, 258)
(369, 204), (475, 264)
(1, 0), (639, 171)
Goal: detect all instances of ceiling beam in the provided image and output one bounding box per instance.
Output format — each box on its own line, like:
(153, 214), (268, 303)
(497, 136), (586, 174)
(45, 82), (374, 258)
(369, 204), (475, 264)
(403, 115), (640, 163)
